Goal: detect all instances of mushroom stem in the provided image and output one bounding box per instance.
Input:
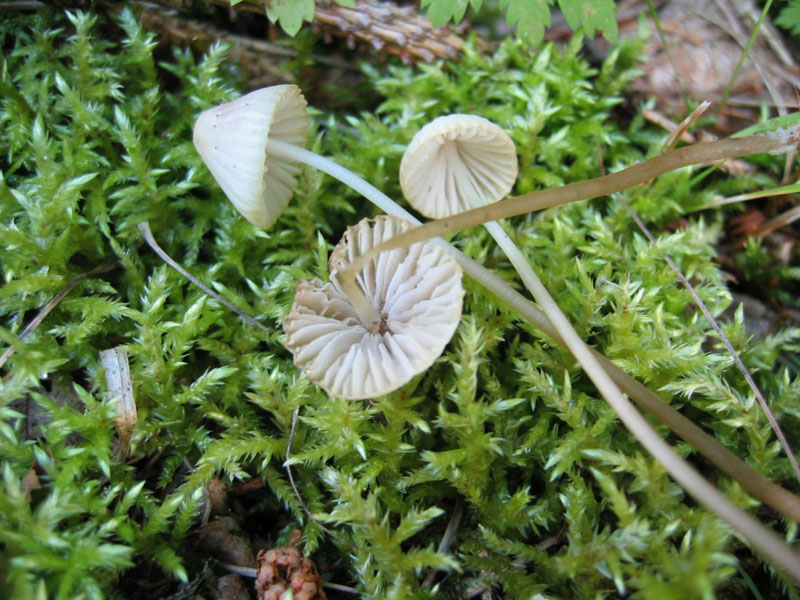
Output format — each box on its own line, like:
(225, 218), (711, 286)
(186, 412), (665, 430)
(476, 223), (800, 579)
(436, 135), (800, 580)
(268, 139), (387, 331)
(340, 126), (800, 281)
(459, 255), (800, 524)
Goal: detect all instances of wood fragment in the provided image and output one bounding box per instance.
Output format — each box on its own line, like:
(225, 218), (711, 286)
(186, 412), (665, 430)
(312, 0), (480, 64)
(662, 100), (711, 152)
(35, 0), (482, 67)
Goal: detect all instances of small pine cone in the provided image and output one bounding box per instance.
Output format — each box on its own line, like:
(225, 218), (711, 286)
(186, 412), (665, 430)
(255, 531), (326, 600)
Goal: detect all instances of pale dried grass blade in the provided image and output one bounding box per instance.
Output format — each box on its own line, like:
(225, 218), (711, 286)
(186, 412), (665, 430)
(101, 346), (137, 461)
(662, 100), (712, 153)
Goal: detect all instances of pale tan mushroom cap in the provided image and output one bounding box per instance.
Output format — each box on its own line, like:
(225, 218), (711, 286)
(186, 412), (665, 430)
(193, 85), (308, 228)
(283, 216), (464, 399)
(399, 114), (518, 219)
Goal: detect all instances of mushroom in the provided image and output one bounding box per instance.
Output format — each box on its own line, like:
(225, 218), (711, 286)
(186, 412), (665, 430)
(339, 123), (800, 284)
(193, 84), (397, 328)
(398, 115), (592, 395)
(399, 114), (542, 303)
(193, 84), (412, 235)
(193, 85), (309, 229)
(400, 114), (519, 219)
(283, 216), (464, 400)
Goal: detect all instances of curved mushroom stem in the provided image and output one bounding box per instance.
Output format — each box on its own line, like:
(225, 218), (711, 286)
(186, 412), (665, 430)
(459, 255), (800, 525)
(274, 137), (800, 517)
(272, 137), (800, 581)
(475, 223), (800, 579)
(269, 139), (384, 331)
(442, 138), (800, 580)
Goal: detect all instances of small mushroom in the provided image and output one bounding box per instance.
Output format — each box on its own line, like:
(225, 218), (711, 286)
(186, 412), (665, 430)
(399, 114), (518, 218)
(283, 216), (464, 400)
(193, 85), (308, 229)
(340, 122), (800, 278)
(195, 84), (415, 328)
(398, 114), (552, 315)
(194, 84), (405, 236)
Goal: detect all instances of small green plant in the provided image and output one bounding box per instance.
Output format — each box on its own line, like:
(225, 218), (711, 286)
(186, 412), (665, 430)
(777, 0), (800, 34)
(423, 0), (618, 44)
(258, 0), (354, 36)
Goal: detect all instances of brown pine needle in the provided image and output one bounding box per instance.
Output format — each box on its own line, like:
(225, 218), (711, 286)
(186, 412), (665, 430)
(137, 221), (271, 335)
(0, 261), (115, 373)
(662, 101), (712, 153)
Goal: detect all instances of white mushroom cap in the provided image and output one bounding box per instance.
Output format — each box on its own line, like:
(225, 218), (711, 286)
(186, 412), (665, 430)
(399, 114), (518, 218)
(283, 216), (464, 399)
(193, 85), (308, 228)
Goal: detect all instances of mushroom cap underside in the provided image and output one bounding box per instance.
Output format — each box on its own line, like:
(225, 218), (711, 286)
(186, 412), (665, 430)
(283, 216), (464, 399)
(400, 113), (518, 219)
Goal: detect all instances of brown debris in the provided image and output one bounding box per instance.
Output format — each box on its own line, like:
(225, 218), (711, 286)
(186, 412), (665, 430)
(100, 346), (137, 461)
(313, 0), (482, 64)
(130, 0), (481, 106)
(9, 380), (85, 444)
(211, 573), (251, 600)
(132, 0), (477, 69)
(206, 477), (230, 517)
(196, 516), (258, 568)
(20, 467), (42, 498)
(729, 207), (768, 241)
(135, 2), (293, 89)
(623, 0), (800, 131)
(255, 530), (326, 600)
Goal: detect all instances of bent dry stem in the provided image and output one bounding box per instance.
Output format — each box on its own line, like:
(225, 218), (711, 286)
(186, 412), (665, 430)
(256, 129), (800, 581)
(289, 132), (800, 516)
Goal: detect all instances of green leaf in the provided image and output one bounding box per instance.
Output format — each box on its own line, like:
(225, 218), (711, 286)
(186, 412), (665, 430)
(500, 0), (553, 45)
(422, 0), (476, 26)
(776, 0), (800, 34)
(265, 0), (315, 36)
(731, 112), (800, 137)
(559, 0), (618, 41)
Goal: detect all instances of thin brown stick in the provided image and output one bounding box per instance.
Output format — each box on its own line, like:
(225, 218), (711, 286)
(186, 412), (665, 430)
(592, 138), (800, 503)
(339, 129), (799, 297)
(662, 101), (711, 153)
(138, 221), (271, 335)
(0, 261), (115, 372)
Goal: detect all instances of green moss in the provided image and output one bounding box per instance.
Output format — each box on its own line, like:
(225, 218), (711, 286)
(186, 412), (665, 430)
(1, 7), (798, 600)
